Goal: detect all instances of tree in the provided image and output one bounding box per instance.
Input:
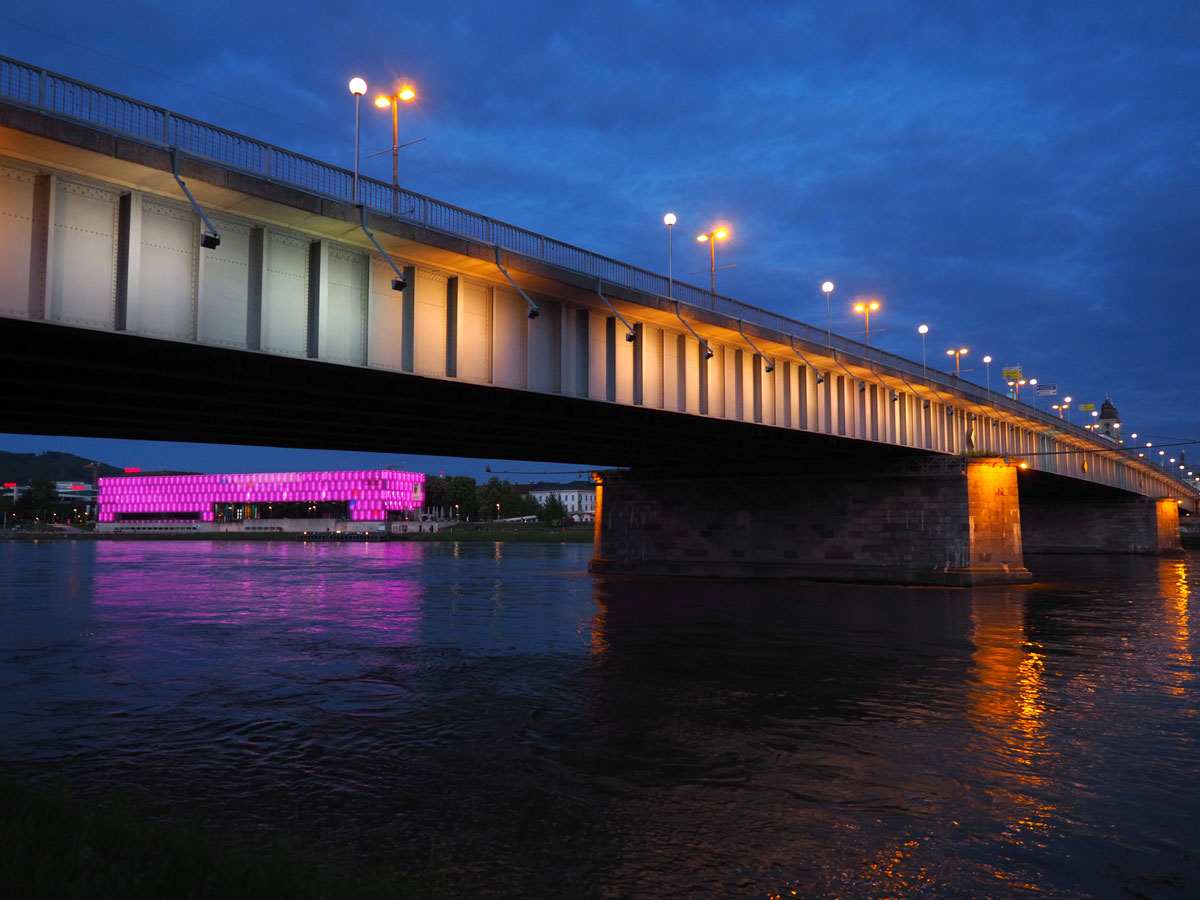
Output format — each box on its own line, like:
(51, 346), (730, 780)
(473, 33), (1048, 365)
(17, 480), (58, 526)
(423, 475), (448, 517)
(476, 477), (529, 520)
(539, 493), (567, 526)
(444, 476), (477, 520)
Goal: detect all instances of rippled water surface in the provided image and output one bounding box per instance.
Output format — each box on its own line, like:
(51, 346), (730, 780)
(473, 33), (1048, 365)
(3, 539), (1200, 897)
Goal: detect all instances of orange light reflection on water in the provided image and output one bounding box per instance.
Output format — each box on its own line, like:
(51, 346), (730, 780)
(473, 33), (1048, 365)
(1160, 559), (1192, 696)
(967, 594), (1056, 867)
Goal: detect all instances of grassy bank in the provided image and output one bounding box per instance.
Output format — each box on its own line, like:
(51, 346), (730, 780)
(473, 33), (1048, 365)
(1, 776), (443, 899)
(2, 526), (594, 543)
(398, 524), (592, 543)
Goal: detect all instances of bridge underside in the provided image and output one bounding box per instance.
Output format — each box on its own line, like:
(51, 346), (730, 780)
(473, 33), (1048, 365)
(0, 316), (911, 468)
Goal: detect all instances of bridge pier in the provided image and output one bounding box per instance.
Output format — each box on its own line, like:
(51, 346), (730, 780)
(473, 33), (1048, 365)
(590, 458), (1032, 586)
(1021, 497), (1182, 554)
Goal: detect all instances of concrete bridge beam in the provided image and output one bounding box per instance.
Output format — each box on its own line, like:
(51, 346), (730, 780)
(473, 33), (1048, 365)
(591, 458), (1032, 586)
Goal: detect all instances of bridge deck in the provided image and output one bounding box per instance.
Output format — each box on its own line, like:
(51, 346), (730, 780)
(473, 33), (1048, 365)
(0, 60), (1194, 514)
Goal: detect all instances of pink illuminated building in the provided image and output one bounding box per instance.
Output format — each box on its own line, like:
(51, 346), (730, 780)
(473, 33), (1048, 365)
(96, 469), (425, 533)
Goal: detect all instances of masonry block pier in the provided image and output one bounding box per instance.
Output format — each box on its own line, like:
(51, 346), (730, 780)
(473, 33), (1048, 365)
(1021, 497), (1183, 555)
(591, 458), (1032, 586)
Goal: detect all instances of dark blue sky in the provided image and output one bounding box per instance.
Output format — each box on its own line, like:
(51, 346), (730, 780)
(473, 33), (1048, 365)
(2, 1), (1197, 478)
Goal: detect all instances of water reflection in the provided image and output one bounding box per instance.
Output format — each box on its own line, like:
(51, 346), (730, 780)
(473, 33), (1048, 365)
(3, 542), (1200, 897)
(967, 590), (1053, 893)
(1161, 559), (1193, 696)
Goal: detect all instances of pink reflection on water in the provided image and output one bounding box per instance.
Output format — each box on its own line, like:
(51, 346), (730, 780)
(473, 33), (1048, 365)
(89, 541), (425, 643)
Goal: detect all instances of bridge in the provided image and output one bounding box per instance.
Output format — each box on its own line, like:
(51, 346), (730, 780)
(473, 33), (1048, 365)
(0, 56), (1194, 585)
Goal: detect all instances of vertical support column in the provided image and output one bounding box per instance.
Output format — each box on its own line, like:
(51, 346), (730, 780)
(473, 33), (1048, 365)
(27, 173), (53, 320)
(798, 366), (811, 431)
(752, 354), (763, 423)
(605, 316), (617, 402)
(781, 361), (792, 428)
(697, 340), (709, 415)
(576, 309), (589, 398)
(632, 322), (644, 406)
(246, 227), (264, 351)
(446, 276), (461, 378)
(400, 264), (416, 373)
(305, 240), (324, 359)
(729, 350), (739, 424)
(114, 191), (143, 332)
(676, 334), (687, 412)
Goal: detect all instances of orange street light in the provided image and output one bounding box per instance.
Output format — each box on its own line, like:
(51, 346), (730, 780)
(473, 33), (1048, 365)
(853, 300), (880, 346)
(946, 347), (968, 377)
(374, 83), (418, 213)
(696, 228), (729, 295)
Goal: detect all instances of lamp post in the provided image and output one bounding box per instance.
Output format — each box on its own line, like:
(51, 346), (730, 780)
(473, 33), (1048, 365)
(918, 324), (929, 376)
(982, 355), (992, 394)
(664, 213), (677, 298)
(823, 281), (835, 346)
(1008, 378), (1027, 401)
(374, 83), (417, 214)
(348, 77), (368, 202)
(1062, 396), (1071, 424)
(853, 301), (880, 347)
(697, 228), (729, 295)
(946, 347), (968, 377)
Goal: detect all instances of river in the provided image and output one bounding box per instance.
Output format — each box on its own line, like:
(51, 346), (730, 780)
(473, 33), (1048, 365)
(2, 539), (1198, 898)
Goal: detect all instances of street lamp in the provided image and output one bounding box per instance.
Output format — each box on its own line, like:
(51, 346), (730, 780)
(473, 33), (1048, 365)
(1063, 396), (1072, 424)
(348, 77), (368, 202)
(823, 281), (835, 346)
(374, 83), (417, 214)
(664, 213), (677, 298)
(697, 228), (729, 295)
(1008, 378), (1027, 401)
(853, 301), (880, 347)
(918, 325), (929, 376)
(946, 347), (968, 377)
(982, 355), (992, 394)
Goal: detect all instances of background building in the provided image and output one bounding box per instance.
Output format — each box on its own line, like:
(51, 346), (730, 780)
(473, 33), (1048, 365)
(525, 481), (597, 516)
(1097, 397), (1122, 441)
(96, 469), (424, 533)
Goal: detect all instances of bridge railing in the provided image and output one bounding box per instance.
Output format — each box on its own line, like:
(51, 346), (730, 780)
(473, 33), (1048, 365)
(1, 56), (1194, 498)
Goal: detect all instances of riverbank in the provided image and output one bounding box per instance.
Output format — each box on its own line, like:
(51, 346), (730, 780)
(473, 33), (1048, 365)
(395, 524), (591, 543)
(0, 526), (592, 543)
(0, 776), (444, 899)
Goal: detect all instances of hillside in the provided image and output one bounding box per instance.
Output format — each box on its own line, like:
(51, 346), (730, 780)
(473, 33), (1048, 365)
(0, 451), (123, 485)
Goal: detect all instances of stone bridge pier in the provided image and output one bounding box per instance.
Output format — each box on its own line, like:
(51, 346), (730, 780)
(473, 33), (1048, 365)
(591, 457), (1032, 586)
(1021, 496), (1182, 555)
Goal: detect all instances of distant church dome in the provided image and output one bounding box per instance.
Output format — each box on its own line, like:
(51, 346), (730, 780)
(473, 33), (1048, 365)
(1097, 396), (1121, 441)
